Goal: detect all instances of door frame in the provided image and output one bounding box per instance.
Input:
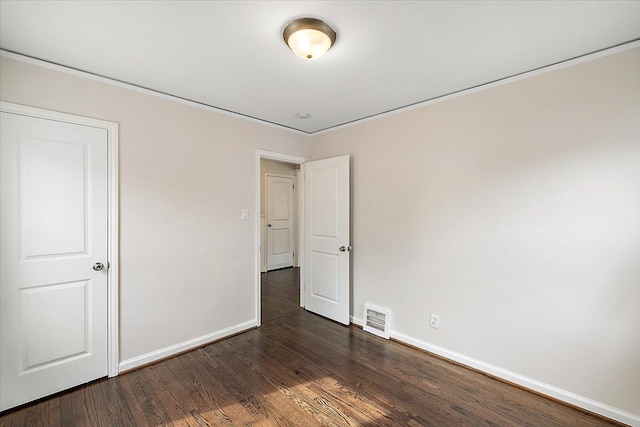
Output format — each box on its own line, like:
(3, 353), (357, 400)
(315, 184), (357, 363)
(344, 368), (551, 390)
(1, 101), (120, 378)
(255, 150), (308, 326)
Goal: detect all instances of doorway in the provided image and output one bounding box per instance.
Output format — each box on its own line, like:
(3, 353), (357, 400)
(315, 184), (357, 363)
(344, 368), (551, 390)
(0, 102), (119, 411)
(255, 151), (351, 327)
(255, 151), (308, 326)
(259, 157), (303, 325)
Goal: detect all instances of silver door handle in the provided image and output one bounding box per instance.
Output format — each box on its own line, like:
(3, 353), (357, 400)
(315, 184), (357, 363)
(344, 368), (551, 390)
(93, 262), (104, 271)
(339, 246), (352, 252)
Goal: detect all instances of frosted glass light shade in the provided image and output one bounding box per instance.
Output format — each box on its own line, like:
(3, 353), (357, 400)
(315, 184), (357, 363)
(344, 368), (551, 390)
(287, 28), (332, 60)
(283, 18), (336, 60)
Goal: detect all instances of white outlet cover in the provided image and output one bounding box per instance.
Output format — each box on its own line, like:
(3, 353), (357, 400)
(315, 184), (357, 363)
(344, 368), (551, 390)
(430, 314), (440, 329)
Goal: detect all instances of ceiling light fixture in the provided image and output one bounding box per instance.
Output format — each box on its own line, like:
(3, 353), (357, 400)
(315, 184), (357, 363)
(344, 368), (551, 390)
(283, 17), (336, 60)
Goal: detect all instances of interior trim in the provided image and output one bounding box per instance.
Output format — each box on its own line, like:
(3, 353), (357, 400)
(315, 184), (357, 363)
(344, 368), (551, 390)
(311, 39), (640, 135)
(118, 320), (257, 373)
(351, 316), (639, 426)
(2, 39), (638, 136)
(0, 49), (309, 137)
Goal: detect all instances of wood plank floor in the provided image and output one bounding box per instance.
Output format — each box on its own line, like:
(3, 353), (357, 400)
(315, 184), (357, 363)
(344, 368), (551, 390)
(1, 267), (625, 426)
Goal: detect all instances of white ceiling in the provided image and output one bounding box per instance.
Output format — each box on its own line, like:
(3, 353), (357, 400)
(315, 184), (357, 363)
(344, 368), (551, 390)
(1, 1), (639, 134)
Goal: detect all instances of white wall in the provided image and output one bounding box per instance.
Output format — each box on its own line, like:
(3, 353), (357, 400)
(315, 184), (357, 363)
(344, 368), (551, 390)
(311, 48), (640, 420)
(0, 56), (310, 366)
(2, 46), (638, 423)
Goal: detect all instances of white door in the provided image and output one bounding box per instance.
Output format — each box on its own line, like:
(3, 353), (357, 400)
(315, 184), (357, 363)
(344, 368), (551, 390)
(304, 155), (350, 325)
(0, 112), (108, 411)
(266, 174), (294, 270)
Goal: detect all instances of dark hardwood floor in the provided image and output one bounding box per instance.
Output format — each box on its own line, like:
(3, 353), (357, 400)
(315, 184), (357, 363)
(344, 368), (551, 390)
(1, 267), (625, 426)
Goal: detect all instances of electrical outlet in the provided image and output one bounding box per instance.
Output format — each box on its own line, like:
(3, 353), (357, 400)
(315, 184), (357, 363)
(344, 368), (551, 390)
(430, 314), (440, 329)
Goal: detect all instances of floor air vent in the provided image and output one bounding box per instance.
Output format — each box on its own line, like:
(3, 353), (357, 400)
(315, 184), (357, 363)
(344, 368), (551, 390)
(363, 304), (390, 339)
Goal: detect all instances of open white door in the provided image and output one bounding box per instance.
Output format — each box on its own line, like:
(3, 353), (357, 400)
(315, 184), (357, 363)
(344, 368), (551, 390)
(304, 155), (350, 325)
(0, 112), (108, 410)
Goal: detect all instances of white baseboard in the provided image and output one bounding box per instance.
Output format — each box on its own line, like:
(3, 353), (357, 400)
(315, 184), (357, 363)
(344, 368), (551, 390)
(118, 320), (258, 373)
(351, 316), (638, 426)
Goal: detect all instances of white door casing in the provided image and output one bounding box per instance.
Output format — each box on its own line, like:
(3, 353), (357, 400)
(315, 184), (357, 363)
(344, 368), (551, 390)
(266, 174), (294, 271)
(255, 150), (308, 327)
(0, 104), (119, 411)
(293, 173), (300, 268)
(260, 216), (267, 273)
(296, 168), (305, 307)
(304, 155), (350, 325)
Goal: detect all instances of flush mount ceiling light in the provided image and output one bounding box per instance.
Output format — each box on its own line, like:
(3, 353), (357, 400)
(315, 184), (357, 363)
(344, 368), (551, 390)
(283, 17), (336, 60)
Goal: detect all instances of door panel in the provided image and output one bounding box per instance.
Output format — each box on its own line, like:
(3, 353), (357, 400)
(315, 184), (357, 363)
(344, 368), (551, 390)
(1, 112), (108, 411)
(23, 280), (90, 368)
(273, 228), (291, 254)
(311, 252), (339, 302)
(304, 155), (350, 325)
(311, 167), (338, 237)
(21, 138), (87, 258)
(266, 175), (294, 270)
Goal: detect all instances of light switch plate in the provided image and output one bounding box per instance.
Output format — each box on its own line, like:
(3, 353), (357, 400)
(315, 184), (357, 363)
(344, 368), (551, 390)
(241, 209), (249, 220)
